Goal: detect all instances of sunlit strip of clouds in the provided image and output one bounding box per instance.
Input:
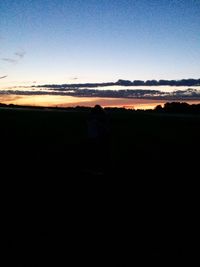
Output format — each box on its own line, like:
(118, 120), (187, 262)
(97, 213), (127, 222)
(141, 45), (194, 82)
(0, 86), (200, 100)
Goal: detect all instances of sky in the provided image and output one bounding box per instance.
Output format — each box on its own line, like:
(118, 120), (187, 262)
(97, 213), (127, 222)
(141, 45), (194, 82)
(0, 0), (200, 87)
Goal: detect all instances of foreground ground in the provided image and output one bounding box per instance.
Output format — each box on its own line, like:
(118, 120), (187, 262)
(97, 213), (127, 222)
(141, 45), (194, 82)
(1, 106), (198, 264)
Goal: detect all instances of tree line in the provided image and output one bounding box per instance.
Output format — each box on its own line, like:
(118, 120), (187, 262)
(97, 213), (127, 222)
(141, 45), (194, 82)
(154, 102), (200, 114)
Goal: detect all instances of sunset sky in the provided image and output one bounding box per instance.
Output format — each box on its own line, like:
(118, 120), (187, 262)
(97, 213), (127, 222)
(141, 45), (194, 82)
(1, 0), (200, 88)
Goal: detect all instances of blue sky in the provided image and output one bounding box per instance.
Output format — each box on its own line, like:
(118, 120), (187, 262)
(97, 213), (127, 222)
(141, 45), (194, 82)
(0, 0), (200, 86)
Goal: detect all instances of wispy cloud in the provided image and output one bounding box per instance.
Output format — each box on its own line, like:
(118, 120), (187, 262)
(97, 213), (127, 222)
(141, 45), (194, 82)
(1, 58), (17, 64)
(1, 49), (26, 64)
(15, 50), (26, 59)
(68, 77), (79, 81)
(0, 75), (8, 79)
(0, 94), (22, 102)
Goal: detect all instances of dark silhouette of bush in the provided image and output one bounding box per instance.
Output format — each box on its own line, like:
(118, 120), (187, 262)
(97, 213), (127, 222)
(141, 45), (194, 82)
(154, 104), (163, 112)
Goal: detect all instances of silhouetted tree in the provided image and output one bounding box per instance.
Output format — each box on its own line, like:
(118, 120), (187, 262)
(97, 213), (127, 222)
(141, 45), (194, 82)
(154, 105), (163, 112)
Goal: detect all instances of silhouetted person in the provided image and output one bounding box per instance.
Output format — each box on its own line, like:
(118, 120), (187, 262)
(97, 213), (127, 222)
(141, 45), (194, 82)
(86, 105), (110, 174)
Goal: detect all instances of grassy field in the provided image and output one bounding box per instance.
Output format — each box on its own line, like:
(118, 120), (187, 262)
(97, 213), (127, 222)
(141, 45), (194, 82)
(1, 106), (196, 264)
(1, 106), (199, 174)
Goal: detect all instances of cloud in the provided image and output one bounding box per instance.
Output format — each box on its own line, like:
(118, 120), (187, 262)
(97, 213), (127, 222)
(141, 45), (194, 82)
(1, 49), (26, 64)
(1, 58), (17, 63)
(0, 86), (200, 101)
(0, 94), (22, 102)
(69, 77), (79, 81)
(0, 75), (7, 79)
(15, 50), (26, 59)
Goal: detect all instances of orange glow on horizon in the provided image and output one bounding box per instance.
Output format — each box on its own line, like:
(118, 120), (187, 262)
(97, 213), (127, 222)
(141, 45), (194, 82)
(0, 94), (200, 110)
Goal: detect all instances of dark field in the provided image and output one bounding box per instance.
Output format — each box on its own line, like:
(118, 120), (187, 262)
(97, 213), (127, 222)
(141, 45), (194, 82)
(1, 106), (198, 265)
(1, 106), (199, 176)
